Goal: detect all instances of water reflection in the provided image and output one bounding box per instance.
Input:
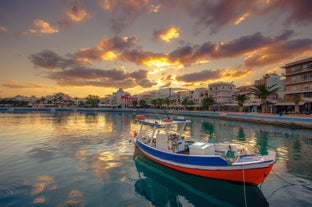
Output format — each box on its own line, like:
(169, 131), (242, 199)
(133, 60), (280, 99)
(1, 112), (311, 206)
(134, 147), (268, 207)
(237, 127), (246, 141)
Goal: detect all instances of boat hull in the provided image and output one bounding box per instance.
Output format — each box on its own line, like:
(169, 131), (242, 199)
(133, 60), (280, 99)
(135, 138), (274, 185)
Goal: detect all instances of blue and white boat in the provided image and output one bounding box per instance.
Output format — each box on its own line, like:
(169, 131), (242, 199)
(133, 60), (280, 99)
(133, 115), (276, 185)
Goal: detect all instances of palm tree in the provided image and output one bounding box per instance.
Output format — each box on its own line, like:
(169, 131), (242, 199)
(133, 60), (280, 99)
(156, 98), (164, 109)
(132, 100), (138, 108)
(139, 99), (147, 108)
(181, 97), (189, 109)
(232, 93), (249, 112)
(250, 83), (279, 113)
(151, 99), (157, 108)
(164, 97), (170, 109)
(85, 95), (100, 107)
(201, 95), (216, 111)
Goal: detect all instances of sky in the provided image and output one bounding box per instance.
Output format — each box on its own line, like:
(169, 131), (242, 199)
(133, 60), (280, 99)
(0, 0), (312, 98)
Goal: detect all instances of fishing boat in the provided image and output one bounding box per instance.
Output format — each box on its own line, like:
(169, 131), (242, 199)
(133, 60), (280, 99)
(134, 147), (269, 207)
(133, 115), (276, 185)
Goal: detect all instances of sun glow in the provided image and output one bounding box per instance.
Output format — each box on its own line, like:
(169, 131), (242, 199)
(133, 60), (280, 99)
(143, 57), (171, 67)
(234, 13), (249, 25)
(160, 27), (180, 42)
(101, 51), (117, 60)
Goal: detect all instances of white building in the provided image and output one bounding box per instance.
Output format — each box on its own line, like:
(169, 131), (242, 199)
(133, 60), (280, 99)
(208, 82), (236, 104)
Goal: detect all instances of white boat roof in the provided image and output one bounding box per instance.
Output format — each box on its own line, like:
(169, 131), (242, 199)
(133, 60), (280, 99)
(135, 118), (190, 127)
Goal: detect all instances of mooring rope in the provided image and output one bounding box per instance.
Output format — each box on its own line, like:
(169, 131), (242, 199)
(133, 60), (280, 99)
(242, 165), (247, 207)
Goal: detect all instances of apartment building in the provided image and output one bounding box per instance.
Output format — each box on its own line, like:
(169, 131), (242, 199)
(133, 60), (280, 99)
(208, 82), (236, 104)
(282, 57), (312, 100)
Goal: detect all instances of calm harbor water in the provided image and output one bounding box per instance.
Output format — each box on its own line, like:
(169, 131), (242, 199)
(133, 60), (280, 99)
(0, 112), (311, 207)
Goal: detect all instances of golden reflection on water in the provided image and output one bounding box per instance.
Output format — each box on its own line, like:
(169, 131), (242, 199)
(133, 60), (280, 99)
(23, 175), (57, 204)
(91, 151), (120, 182)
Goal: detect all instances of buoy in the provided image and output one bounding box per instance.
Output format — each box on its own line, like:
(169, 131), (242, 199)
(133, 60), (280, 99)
(133, 131), (138, 137)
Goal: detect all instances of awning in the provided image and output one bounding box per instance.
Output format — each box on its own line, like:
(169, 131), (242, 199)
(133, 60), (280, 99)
(275, 101), (306, 106)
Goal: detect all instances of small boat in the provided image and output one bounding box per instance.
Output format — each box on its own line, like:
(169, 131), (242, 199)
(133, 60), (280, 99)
(133, 115), (276, 185)
(134, 148), (269, 207)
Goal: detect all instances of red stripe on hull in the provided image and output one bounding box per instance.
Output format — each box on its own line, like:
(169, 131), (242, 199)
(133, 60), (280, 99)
(140, 149), (273, 185)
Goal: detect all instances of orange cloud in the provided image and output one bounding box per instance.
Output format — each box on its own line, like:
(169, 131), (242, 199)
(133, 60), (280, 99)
(65, 0), (89, 22)
(157, 26), (180, 42)
(220, 68), (251, 79)
(24, 19), (58, 35)
(2, 80), (45, 89)
(234, 13), (249, 25)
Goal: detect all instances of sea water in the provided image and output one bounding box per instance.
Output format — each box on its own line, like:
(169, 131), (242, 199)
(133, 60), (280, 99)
(0, 112), (311, 207)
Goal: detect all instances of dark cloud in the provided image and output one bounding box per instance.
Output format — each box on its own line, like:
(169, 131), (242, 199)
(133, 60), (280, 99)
(176, 70), (221, 82)
(168, 46), (195, 66)
(130, 69), (148, 79)
(45, 66), (156, 89)
(184, 0), (312, 34)
(186, 0), (259, 34)
(136, 78), (155, 88)
(269, 0), (312, 25)
(30, 50), (77, 69)
(98, 0), (157, 33)
(97, 36), (138, 51)
(245, 38), (312, 67)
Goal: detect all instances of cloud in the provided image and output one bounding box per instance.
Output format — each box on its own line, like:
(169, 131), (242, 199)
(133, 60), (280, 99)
(29, 48), (156, 89)
(2, 80), (44, 89)
(0, 26), (7, 33)
(219, 68), (251, 79)
(176, 70), (221, 82)
(185, 0), (260, 34)
(71, 36), (138, 62)
(98, 0), (159, 33)
(268, 0), (312, 25)
(30, 50), (78, 69)
(245, 38), (312, 67)
(45, 66), (156, 89)
(175, 68), (251, 83)
(57, 0), (90, 27)
(183, 0), (312, 34)
(153, 26), (180, 42)
(24, 19), (59, 35)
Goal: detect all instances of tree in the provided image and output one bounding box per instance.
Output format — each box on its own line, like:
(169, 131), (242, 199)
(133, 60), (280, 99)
(156, 98), (164, 109)
(232, 93), (249, 112)
(250, 83), (279, 113)
(132, 100), (138, 108)
(181, 97), (189, 109)
(151, 99), (157, 108)
(201, 95), (216, 111)
(164, 97), (170, 109)
(139, 99), (147, 108)
(85, 95), (100, 107)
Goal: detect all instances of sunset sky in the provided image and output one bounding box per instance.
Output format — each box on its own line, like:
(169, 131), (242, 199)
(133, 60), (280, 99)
(1, 0), (312, 98)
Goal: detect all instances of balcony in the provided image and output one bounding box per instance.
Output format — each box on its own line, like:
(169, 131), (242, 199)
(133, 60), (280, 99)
(285, 78), (312, 85)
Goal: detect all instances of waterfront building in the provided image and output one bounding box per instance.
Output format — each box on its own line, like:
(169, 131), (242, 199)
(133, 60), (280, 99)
(193, 88), (209, 107)
(281, 57), (312, 113)
(208, 82), (236, 104)
(282, 57), (312, 100)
